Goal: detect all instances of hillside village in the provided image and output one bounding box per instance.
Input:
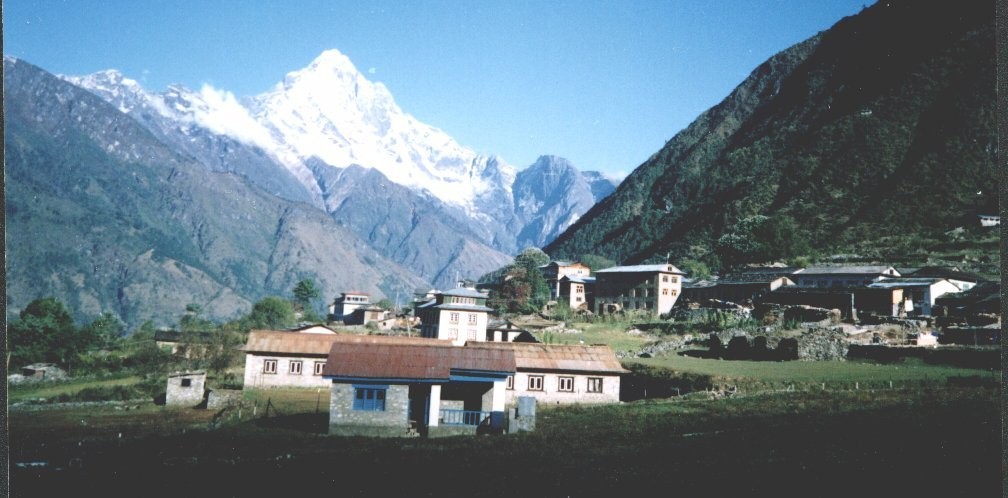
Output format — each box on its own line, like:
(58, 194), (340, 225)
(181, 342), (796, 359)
(136, 245), (1000, 438)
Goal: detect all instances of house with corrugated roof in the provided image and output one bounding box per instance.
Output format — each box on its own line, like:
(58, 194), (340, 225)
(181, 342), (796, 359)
(476, 342), (628, 404)
(793, 265), (900, 288)
(868, 277), (963, 316)
(323, 340), (516, 437)
(594, 264), (685, 316)
(242, 331), (448, 389)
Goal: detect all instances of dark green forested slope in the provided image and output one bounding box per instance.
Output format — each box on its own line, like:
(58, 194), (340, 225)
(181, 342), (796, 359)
(545, 0), (997, 273)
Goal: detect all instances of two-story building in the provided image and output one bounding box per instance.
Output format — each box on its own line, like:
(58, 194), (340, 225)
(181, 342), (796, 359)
(415, 287), (493, 346)
(540, 261), (591, 297)
(328, 291), (372, 324)
(594, 264), (685, 316)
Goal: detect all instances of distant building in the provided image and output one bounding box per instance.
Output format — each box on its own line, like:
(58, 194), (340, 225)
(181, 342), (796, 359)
(415, 287), (493, 346)
(558, 274), (596, 310)
(682, 266), (799, 305)
(486, 319), (539, 343)
(793, 266), (900, 288)
(539, 261), (592, 299)
(594, 264), (685, 316)
(907, 266), (984, 292)
(977, 214), (1000, 227)
(328, 292), (371, 324)
(868, 277), (963, 316)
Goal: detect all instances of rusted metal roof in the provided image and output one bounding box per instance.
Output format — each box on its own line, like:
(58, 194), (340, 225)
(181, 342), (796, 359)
(473, 342), (629, 374)
(242, 330), (444, 355)
(323, 342), (516, 380)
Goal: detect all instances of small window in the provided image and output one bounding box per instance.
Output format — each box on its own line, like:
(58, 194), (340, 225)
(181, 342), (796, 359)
(468, 313), (478, 325)
(670, 276), (679, 284)
(353, 386), (387, 411)
(448, 328), (458, 339)
(467, 329), (477, 340)
(558, 376), (574, 392)
(314, 361), (325, 375)
(587, 377), (603, 393)
(449, 312), (459, 323)
(263, 359), (278, 374)
(289, 361), (303, 375)
(662, 288), (669, 295)
(180, 378), (192, 387)
(506, 375), (514, 390)
(576, 297), (583, 302)
(528, 375), (544, 391)
(662, 275), (669, 282)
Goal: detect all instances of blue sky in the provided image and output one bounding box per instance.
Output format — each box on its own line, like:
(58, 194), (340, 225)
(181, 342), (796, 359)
(4, 1), (868, 178)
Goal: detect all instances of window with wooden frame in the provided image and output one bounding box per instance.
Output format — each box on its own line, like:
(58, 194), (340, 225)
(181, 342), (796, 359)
(528, 375), (544, 391)
(587, 377), (603, 393)
(449, 312), (460, 323)
(314, 361), (326, 375)
(467, 313), (478, 325)
(263, 359), (278, 374)
(289, 360), (303, 375)
(506, 375), (514, 390)
(353, 386), (387, 411)
(558, 376), (574, 392)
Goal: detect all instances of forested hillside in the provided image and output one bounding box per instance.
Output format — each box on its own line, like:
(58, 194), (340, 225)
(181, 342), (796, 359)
(545, 0), (997, 274)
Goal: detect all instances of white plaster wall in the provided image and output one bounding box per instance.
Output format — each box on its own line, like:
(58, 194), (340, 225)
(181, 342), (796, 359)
(506, 371), (621, 405)
(243, 353), (330, 389)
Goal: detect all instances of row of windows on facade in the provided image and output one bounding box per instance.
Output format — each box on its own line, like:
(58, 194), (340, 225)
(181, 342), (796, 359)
(343, 296), (368, 303)
(262, 359), (325, 375)
(447, 312), (480, 324)
(506, 375), (604, 393)
(610, 287), (678, 298)
(450, 297), (478, 305)
(445, 328), (481, 340)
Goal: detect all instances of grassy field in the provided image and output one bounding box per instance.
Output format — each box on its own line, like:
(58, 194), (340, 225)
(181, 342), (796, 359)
(8, 374), (143, 403)
(10, 386), (1000, 497)
(533, 320), (654, 353)
(628, 352), (997, 386)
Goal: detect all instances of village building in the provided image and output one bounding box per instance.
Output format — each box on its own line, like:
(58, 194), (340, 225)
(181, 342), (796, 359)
(540, 261), (592, 298)
(486, 319), (539, 343)
(867, 277), (963, 316)
(242, 330), (343, 389)
(476, 342), (627, 405)
(322, 340), (516, 437)
(681, 267), (799, 305)
(977, 214), (1000, 227)
(594, 264), (685, 316)
(558, 274), (596, 310)
(906, 266), (984, 292)
(415, 287), (493, 346)
(328, 291), (372, 324)
(759, 284), (924, 320)
(165, 371), (206, 407)
(154, 329), (214, 355)
(793, 266), (900, 288)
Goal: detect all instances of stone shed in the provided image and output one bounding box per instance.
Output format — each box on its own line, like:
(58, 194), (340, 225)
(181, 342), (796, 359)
(166, 371), (206, 407)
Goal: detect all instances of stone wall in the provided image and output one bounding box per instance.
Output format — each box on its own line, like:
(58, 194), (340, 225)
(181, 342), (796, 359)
(328, 383), (410, 437)
(207, 389), (243, 410)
